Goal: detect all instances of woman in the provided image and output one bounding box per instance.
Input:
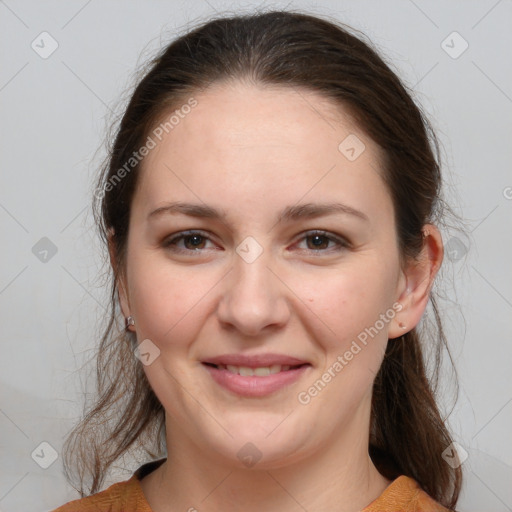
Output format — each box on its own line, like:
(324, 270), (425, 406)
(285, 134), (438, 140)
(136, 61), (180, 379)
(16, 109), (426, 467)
(53, 9), (462, 511)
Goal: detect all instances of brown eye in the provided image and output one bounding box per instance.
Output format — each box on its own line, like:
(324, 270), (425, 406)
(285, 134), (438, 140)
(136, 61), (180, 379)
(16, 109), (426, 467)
(163, 231), (216, 254)
(306, 234), (330, 250)
(295, 230), (350, 253)
(182, 233), (207, 250)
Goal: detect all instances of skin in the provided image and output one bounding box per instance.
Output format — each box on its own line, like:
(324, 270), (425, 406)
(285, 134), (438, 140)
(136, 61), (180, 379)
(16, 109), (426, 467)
(114, 80), (443, 512)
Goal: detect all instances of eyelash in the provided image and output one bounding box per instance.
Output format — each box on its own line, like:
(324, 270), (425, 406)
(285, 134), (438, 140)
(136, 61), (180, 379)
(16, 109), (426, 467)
(162, 229), (350, 256)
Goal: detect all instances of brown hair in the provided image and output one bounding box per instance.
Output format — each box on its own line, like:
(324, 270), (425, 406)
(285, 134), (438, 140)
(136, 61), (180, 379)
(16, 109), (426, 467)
(63, 9), (462, 509)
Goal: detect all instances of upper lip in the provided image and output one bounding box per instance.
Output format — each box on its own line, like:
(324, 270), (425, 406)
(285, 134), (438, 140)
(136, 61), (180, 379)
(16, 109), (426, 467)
(202, 353), (310, 368)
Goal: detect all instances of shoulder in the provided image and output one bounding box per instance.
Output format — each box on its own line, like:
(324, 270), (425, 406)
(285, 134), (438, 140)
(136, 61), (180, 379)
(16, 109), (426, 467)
(51, 474), (151, 512)
(363, 475), (452, 512)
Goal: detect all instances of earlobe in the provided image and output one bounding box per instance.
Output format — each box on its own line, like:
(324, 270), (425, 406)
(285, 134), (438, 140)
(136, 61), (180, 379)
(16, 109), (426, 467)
(125, 315), (135, 331)
(388, 278), (412, 339)
(117, 273), (136, 332)
(117, 276), (135, 331)
(389, 224), (443, 339)
(108, 229), (135, 331)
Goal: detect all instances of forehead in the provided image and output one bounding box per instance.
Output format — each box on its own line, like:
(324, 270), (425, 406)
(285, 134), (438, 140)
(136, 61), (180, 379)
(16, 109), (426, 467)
(152, 81), (364, 159)
(133, 81), (392, 226)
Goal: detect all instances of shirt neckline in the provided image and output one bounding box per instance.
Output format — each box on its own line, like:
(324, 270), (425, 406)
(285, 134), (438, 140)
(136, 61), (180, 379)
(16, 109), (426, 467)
(129, 459), (426, 511)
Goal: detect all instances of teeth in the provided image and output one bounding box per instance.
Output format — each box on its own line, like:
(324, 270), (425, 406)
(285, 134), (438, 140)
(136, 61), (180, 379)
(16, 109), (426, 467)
(222, 364), (294, 376)
(254, 367), (270, 376)
(239, 366), (254, 376)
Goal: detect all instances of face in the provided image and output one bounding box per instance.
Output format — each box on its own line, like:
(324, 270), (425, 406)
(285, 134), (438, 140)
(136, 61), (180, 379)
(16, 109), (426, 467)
(119, 81), (408, 469)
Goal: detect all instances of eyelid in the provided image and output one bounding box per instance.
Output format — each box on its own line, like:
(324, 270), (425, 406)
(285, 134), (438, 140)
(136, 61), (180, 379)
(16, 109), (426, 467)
(163, 229), (219, 252)
(292, 229), (351, 252)
(163, 229), (351, 254)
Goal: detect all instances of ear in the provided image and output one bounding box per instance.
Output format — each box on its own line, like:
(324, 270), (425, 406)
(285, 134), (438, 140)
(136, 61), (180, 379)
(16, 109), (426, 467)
(107, 228), (134, 331)
(388, 224), (443, 339)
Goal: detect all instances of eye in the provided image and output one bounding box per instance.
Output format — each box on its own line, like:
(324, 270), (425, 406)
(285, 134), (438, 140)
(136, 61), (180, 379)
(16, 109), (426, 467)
(162, 229), (350, 256)
(163, 230), (218, 254)
(293, 230), (350, 254)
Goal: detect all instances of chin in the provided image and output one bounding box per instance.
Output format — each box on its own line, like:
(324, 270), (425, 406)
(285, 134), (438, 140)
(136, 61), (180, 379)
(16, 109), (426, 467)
(204, 420), (314, 470)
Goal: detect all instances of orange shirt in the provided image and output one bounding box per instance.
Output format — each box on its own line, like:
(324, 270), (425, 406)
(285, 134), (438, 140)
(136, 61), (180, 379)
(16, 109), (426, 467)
(52, 458), (451, 512)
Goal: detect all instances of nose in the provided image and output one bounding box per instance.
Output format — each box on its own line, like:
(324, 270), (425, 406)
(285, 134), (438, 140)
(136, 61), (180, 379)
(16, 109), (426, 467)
(216, 249), (291, 337)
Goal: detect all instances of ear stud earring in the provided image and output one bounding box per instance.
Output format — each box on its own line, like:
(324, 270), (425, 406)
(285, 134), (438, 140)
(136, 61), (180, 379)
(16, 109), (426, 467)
(398, 322), (406, 329)
(125, 316), (135, 329)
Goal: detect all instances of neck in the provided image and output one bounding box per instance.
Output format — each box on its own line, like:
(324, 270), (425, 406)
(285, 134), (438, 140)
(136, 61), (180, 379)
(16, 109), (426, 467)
(141, 408), (391, 512)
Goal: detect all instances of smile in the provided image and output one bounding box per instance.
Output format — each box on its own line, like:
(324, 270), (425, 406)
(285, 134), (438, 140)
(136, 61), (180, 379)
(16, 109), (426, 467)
(211, 363), (300, 376)
(201, 355), (311, 397)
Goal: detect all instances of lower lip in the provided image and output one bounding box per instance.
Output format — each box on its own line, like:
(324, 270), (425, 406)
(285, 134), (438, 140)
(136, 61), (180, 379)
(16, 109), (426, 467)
(202, 364), (311, 397)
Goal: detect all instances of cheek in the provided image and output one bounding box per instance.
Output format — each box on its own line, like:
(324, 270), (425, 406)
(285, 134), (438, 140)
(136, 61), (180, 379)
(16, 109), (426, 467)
(299, 271), (394, 400)
(297, 261), (397, 346)
(126, 253), (215, 347)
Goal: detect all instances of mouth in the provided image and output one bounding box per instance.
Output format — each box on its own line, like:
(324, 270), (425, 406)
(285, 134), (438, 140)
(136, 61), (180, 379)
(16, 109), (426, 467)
(202, 362), (309, 376)
(201, 355), (312, 397)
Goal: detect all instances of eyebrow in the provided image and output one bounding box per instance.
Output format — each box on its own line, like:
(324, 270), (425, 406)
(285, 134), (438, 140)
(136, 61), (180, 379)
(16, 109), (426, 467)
(148, 201), (369, 223)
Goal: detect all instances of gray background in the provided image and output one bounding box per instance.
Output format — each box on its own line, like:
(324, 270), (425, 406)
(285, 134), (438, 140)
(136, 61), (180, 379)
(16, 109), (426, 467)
(0, 1), (511, 511)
